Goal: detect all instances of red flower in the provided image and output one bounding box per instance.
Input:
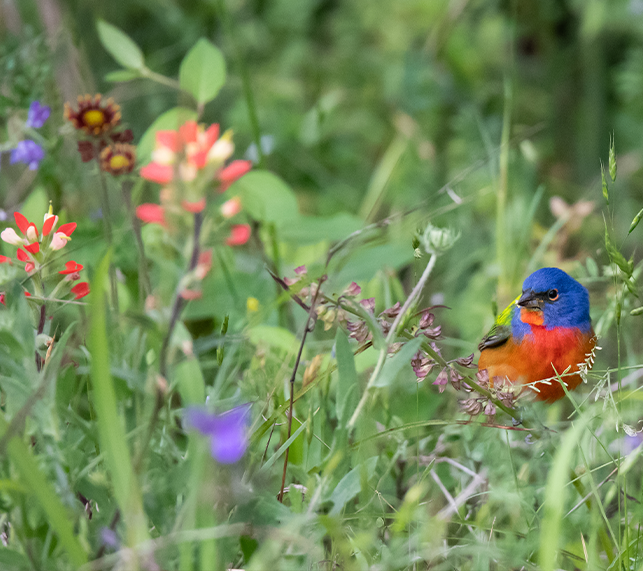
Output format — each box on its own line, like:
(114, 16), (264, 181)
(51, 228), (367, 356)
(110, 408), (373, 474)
(226, 224), (251, 246)
(71, 282), (90, 299)
(181, 198), (206, 213)
(0, 256), (12, 264)
(136, 204), (167, 226)
(0, 293), (5, 306)
(59, 261), (84, 275)
(218, 160), (251, 191)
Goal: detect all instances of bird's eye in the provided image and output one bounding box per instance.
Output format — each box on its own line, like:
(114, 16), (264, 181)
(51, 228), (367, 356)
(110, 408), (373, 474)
(548, 289), (559, 301)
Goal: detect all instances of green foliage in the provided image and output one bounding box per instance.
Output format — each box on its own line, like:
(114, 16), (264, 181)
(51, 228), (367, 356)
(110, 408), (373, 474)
(3, 2), (643, 570)
(179, 39), (226, 105)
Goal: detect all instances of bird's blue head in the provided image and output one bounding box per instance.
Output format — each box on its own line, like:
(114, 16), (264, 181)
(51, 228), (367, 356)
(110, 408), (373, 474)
(511, 267), (592, 336)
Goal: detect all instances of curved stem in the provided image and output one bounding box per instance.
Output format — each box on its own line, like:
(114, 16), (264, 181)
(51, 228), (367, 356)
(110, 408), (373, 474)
(136, 212), (203, 473)
(347, 253), (437, 431)
(94, 147), (119, 314)
(160, 211), (203, 381)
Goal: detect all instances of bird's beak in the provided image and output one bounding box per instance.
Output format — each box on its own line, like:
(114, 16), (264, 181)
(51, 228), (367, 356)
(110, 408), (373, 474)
(517, 289), (543, 309)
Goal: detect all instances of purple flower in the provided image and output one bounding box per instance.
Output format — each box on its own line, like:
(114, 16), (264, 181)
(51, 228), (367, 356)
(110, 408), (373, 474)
(186, 405), (249, 464)
(10, 140), (45, 170)
(26, 101), (51, 129)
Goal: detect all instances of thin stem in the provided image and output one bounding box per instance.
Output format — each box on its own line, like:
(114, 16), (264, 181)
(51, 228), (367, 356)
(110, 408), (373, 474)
(216, 0), (264, 168)
(94, 147), (119, 314)
(347, 254), (437, 431)
(122, 180), (151, 300)
(136, 212), (203, 472)
(35, 304), (46, 371)
(277, 276), (324, 503)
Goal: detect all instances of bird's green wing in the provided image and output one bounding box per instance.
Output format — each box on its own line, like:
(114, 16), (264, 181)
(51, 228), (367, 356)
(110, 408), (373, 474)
(478, 295), (519, 352)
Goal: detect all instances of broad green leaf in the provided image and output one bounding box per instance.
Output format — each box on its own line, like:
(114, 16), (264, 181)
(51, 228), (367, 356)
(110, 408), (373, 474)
(96, 20), (145, 70)
(258, 419), (308, 474)
(335, 328), (359, 429)
(105, 69), (142, 83)
(372, 336), (424, 388)
(89, 251), (149, 547)
(229, 170), (299, 225)
(20, 186), (48, 225)
(179, 38), (226, 105)
(0, 413), (88, 567)
(137, 107), (197, 164)
(176, 358), (205, 406)
(328, 456), (378, 516)
(538, 416), (590, 571)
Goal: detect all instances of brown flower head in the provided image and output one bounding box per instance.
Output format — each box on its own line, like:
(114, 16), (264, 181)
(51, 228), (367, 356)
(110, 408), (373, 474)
(64, 94), (121, 136)
(100, 143), (136, 176)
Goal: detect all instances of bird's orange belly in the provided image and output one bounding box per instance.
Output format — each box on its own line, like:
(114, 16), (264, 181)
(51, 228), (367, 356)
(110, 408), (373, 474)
(478, 327), (595, 402)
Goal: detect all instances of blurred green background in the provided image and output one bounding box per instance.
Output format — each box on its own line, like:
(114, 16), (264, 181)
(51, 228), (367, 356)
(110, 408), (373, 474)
(2, 0), (643, 356)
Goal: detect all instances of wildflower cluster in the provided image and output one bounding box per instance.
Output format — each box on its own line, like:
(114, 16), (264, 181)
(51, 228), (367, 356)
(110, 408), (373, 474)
(0, 208), (88, 301)
(458, 369), (518, 421)
(136, 119), (252, 245)
(6, 101), (51, 171)
(64, 94), (136, 176)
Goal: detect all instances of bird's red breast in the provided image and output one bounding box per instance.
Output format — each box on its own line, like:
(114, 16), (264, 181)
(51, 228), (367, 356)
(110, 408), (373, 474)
(478, 324), (596, 402)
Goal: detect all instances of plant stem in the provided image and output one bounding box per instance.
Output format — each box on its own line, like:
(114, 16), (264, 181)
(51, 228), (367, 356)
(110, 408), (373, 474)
(95, 147), (120, 314)
(277, 276), (324, 503)
(136, 212), (203, 473)
(122, 180), (151, 301)
(347, 253), (437, 432)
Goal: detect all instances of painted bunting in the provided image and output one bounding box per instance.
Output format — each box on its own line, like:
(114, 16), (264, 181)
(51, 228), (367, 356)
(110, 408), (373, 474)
(478, 267), (596, 402)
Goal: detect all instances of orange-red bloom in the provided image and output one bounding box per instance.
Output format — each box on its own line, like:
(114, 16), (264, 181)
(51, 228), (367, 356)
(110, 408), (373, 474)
(226, 224), (251, 246)
(71, 282), (90, 299)
(59, 260), (84, 275)
(218, 160), (251, 191)
(136, 204), (167, 227)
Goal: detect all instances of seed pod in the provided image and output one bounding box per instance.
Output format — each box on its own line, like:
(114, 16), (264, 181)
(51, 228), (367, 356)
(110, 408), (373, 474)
(609, 134), (617, 182)
(601, 162), (609, 205)
(629, 208), (643, 235)
(630, 306), (643, 316)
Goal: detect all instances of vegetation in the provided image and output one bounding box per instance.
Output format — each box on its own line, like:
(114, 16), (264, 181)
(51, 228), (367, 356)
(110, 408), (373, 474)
(1, 1), (643, 569)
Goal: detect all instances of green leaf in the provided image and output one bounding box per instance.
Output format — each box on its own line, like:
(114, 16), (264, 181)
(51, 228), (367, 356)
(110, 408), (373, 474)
(280, 213), (363, 245)
(96, 20), (145, 70)
(538, 416), (590, 571)
(179, 38), (226, 105)
(20, 186), (49, 225)
(229, 170), (299, 226)
(258, 419), (308, 474)
(248, 325), (298, 353)
(89, 251), (149, 547)
(0, 414), (88, 567)
(105, 69), (142, 83)
(335, 329), (359, 429)
(175, 358), (205, 406)
(328, 456), (378, 516)
(137, 107), (197, 164)
(372, 336), (424, 388)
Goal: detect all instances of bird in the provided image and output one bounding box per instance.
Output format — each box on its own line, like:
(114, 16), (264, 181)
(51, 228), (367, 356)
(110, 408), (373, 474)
(478, 267), (596, 402)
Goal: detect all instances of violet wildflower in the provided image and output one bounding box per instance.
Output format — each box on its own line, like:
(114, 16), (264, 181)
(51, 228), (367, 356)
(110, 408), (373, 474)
(26, 101), (51, 129)
(186, 405), (249, 464)
(10, 140), (45, 170)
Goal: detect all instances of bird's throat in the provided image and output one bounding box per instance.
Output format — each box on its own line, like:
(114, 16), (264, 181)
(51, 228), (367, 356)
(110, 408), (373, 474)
(520, 308), (544, 327)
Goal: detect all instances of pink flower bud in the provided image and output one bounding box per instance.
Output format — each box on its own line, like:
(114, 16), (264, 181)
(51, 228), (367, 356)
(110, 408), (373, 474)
(1, 228), (24, 246)
(220, 196), (242, 218)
